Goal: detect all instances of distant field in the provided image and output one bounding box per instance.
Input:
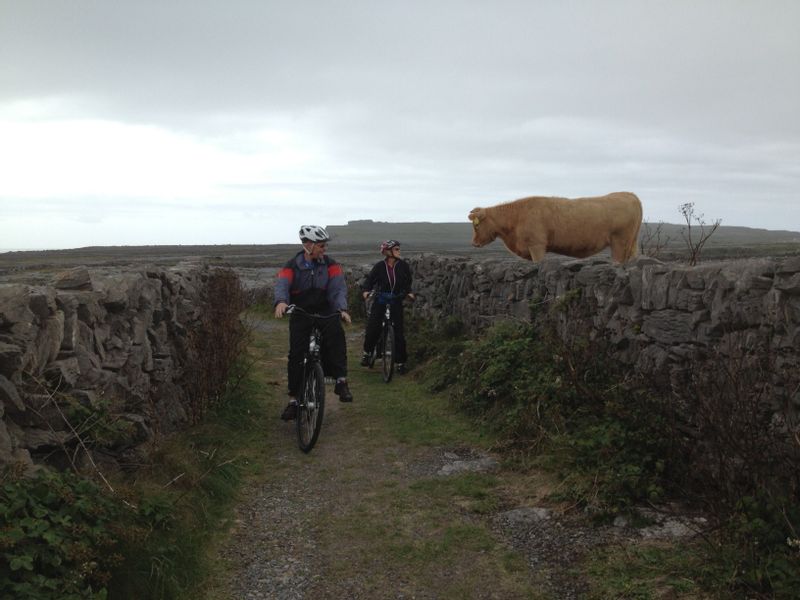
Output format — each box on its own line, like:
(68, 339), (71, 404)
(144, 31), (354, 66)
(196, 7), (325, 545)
(1, 221), (798, 282)
(330, 220), (800, 250)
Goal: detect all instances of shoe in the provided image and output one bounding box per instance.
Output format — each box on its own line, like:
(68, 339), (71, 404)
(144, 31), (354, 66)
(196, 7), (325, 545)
(359, 352), (370, 367)
(280, 402), (298, 421)
(396, 363), (406, 375)
(334, 380), (353, 402)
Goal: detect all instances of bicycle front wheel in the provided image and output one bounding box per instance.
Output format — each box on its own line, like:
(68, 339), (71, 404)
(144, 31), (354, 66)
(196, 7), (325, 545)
(297, 361), (325, 453)
(382, 324), (395, 383)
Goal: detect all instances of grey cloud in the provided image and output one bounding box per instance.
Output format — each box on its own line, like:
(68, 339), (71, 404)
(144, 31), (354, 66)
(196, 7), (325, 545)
(6, 1), (797, 133)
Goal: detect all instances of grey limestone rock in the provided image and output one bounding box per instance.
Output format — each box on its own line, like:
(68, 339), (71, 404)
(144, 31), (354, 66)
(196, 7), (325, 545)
(501, 507), (553, 526)
(0, 375), (24, 413)
(0, 266), (225, 471)
(0, 342), (23, 378)
(437, 455), (499, 476)
(53, 267), (93, 290)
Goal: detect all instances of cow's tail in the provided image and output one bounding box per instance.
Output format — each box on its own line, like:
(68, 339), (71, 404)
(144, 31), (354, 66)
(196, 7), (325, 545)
(626, 193), (643, 261)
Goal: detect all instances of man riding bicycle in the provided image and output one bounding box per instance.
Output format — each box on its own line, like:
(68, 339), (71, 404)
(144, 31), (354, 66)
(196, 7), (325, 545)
(274, 225), (353, 421)
(360, 239), (415, 374)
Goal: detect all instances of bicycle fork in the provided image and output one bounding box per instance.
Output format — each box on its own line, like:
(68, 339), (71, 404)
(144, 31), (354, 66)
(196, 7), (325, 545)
(304, 332), (321, 410)
(383, 305), (392, 337)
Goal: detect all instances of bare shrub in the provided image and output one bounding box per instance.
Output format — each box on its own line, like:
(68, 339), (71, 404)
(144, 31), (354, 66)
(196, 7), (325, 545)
(679, 202), (721, 266)
(185, 268), (250, 423)
(639, 220), (673, 258)
(667, 337), (800, 595)
(676, 338), (800, 509)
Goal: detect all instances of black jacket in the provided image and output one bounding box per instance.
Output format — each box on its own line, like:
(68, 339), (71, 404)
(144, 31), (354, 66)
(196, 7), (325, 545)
(360, 258), (413, 297)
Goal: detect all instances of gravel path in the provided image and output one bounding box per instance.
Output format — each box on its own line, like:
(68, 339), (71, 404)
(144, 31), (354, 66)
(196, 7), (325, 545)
(223, 457), (327, 599)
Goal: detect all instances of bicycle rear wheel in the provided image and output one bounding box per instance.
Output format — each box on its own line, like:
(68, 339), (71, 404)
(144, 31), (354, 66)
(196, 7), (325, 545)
(382, 324), (395, 383)
(297, 361), (325, 453)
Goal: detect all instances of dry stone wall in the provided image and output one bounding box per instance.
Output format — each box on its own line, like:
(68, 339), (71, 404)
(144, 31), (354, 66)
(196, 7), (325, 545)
(257, 256), (799, 393)
(403, 254), (800, 406)
(0, 264), (219, 472)
(10, 253), (795, 472)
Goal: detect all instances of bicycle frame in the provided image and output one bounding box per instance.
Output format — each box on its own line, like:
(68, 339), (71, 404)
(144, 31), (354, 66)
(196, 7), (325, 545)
(304, 325), (322, 405)
(366, 292), (399, 383)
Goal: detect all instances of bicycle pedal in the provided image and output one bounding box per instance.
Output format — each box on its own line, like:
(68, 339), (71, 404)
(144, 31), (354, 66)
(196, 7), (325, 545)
(324, 377), (335, 385)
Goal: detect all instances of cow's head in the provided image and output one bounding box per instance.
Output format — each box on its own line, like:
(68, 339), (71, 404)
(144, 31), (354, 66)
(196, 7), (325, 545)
(468, 207), (495, 247)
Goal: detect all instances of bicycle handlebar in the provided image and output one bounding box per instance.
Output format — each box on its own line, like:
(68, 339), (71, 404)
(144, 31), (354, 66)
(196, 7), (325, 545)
(286, 304), (345, 319)
(367, 291), (412, 305)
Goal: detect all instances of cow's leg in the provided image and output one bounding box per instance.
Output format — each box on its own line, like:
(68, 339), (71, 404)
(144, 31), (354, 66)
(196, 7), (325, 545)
(609, 235), (630, 262)
(528, 244), (546, 262)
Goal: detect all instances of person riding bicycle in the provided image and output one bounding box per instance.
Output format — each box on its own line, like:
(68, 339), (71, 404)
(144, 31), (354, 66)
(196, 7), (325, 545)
(359, 239), (415, 374)
(274, 225), (353, 421)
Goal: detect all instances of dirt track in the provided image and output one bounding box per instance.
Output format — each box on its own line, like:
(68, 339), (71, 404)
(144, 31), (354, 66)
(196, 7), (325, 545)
(204, 318), (680, 600)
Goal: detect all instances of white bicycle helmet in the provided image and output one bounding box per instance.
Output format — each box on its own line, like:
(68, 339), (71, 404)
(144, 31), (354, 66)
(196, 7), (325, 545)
(299, 225), (331, 243)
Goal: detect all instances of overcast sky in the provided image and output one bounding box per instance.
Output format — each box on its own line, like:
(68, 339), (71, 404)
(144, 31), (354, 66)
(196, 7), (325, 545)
(1, 0), (798, 250)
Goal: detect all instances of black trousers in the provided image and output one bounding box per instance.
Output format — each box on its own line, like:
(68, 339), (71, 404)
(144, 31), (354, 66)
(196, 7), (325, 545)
(288, 313), (347, 397)
(363, 302), (407, 364)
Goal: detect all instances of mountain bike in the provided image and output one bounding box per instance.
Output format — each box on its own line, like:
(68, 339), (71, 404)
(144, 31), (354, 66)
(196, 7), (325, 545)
(286, 305), (339, 453)
(365, 292), (402, 383)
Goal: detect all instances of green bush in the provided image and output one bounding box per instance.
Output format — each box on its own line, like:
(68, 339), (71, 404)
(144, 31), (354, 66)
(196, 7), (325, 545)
(551, 408), (670, 511)
(0, 469), (184, 600)
(414, 315), (676, 512)
(721, 494), (800, 598)
(0, 470), (131, 600)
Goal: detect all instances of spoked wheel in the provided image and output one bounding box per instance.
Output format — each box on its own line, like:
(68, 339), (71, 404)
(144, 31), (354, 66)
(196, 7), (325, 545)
(381, 324), (395, 383)
(297, 362), (325, 453)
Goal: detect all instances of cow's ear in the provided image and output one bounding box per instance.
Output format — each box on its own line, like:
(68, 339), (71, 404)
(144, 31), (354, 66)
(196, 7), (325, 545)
(468, 208), (485, 225)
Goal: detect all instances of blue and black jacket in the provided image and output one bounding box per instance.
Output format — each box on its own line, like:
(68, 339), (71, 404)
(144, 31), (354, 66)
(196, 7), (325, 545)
(274, 251), (348, 315)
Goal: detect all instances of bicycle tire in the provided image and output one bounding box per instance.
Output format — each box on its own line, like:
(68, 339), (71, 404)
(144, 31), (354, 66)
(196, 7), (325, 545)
(297, 361), (325, 453)
(382, 323), (395, 383)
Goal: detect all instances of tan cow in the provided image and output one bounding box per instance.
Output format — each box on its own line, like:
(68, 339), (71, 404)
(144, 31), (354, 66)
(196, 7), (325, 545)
(468, 192), (642, 263)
